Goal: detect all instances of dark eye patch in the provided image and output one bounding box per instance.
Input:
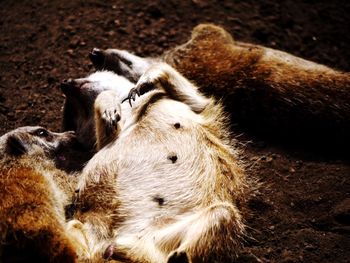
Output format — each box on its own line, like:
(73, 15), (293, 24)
(34, 128), (49, 137)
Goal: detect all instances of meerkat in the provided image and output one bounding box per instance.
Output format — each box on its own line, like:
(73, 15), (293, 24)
(0, 126), (84, 262)
(61, 63), (251, 263)
(89, 23), (350, 153)
(61, 71), (134, 152)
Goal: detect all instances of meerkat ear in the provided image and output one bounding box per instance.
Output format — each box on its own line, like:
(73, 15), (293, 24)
(5, 135), (27, 156)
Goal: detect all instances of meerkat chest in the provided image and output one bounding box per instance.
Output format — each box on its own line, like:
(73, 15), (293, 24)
(83, 99), (209, 210)
(116, 99), (203, 165)
(79, 97), (215, 221)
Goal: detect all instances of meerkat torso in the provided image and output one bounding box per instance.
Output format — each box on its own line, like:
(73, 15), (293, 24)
(68, 64), (247, 262)
(80, 96), (228, 231)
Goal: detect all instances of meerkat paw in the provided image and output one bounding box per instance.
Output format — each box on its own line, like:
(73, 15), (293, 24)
(101, 105), (121, 128)
(122, 63), (171, 106)
(122, 82), (155, 107)
(95, 90), (122, 128)
(95, 90), (122, 149)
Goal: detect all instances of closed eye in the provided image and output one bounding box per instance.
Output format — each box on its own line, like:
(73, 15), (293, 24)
(34, 128), (49, 137)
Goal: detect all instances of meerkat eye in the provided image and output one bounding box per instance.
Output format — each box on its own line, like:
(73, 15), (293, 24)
(35, 128), (49, 137)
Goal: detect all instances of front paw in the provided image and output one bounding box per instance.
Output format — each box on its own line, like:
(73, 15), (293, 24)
(122, 82), (154, 107)
(101, 106), (121, 127)
(95, 90), (122, 128)
(121, 63), (171, 107)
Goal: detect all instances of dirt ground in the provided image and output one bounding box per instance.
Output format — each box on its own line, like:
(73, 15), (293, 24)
(0, 0), (349, 262)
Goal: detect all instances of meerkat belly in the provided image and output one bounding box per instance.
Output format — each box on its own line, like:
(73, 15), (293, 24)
(80, 99), (213, 231)
(116, 100), (210, 221)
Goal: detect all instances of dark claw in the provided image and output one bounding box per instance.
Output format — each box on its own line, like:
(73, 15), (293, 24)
(122, 87), (141, 107)
(131, 88), (140, 100)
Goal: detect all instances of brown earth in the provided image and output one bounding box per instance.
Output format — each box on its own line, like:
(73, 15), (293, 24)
(0, 0), (349, 262)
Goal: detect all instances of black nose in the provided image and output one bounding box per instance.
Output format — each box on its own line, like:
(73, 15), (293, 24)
(62, 78), (74, 85)
(89, 48), (105, 68)
(60, 78), (75, 93)
(90, 48), (102, 56)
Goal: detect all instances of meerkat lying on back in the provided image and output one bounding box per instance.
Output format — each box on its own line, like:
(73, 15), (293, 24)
(0, 127), (80, 262)
(61, 71), (134, 151)
(89, 24), (350, 153)
(61, 63), (251, 262)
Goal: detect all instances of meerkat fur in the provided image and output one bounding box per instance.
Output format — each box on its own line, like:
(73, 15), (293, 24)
(89, 24), (350, 152)
(64, 63), (250, 262)
(0, 127), (81, 262)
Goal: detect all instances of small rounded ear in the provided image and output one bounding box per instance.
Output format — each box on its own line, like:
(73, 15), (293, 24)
(5, 135), (27, 156)
(191, 24), (235, 44)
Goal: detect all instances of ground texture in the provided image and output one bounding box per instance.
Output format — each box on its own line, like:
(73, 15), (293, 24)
(0, 1), (349, 262)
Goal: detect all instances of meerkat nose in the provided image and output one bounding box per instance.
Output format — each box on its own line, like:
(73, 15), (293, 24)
(89, 48), (104, 66)
(61, 78), (74, 86)
(60, 79), (76, 94)
(91, 47), (102, 55)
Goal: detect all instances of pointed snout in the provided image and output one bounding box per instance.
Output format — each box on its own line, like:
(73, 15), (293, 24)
(53, 130), (76, 137)
(60, 78), (76, 94)
(89, 47), (105, 68)
(60, 78), (89, 96)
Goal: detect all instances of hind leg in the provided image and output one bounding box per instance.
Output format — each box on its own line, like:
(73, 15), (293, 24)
(161, 202), (244, 263)
(106, 202), (244, 263)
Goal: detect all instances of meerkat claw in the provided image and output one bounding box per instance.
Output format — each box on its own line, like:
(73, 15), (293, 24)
(122, 87), (140, 107)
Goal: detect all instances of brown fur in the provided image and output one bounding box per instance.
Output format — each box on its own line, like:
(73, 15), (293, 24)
(0, 165), (77, 262)
(90, 24), (350, 153)
(0, 127), (80, 262)
(64, 64), (252, 262)
(163, 24), (350, 151)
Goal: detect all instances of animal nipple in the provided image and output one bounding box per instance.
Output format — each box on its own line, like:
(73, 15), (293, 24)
(152, 196), (165, 206)
(168, 154), (178, 163)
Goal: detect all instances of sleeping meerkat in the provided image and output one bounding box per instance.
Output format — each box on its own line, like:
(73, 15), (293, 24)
(89, 23), (350, 153)
(61, 63), (251, 263)
(61, 71), (134, 152)
(0, 126), (80, 262)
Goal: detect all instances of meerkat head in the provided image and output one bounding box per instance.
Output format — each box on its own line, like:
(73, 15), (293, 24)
(89, 48), (153, 82)
(0, 126), (85, 172)
(61, 71), (133, 151)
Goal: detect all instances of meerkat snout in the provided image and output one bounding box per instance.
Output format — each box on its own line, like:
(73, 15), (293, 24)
(89, 48), (105, 69)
